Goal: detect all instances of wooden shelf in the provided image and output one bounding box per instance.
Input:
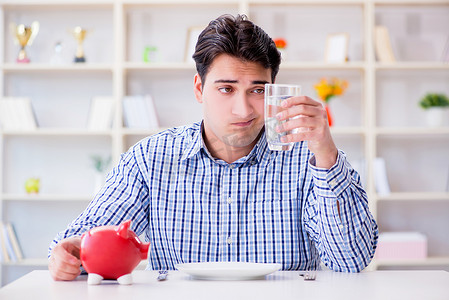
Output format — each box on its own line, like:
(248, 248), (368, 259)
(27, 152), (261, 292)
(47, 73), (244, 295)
(376, 192), (449, 201)
(124, 62), (196, 71)
(375, 127), (449, 136)
(1, 194), (93, 202)
(375, 256), (449, 267)
(1, 129), (114, 136)
(1, 63), (114, 73)
(375, 62), (449, 70)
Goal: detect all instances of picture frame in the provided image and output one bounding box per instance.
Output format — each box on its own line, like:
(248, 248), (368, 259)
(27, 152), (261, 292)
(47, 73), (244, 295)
(184, 26), (204, 63)
(441, 35), (449, 63)
(325, 33), (349, 63)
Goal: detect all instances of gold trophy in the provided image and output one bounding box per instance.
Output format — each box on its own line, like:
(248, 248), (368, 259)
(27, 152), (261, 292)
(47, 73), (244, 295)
(71, 26), (88, 63)
(10, 22), (39, 63)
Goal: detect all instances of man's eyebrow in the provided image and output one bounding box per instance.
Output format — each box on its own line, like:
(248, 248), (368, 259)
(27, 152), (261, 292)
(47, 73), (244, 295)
(252, 80), (269, 85)
(214, 79), (238, 84)
(213, 79), (269, 85)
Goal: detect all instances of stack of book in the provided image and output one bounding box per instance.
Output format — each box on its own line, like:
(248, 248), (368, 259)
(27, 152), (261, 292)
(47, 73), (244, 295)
(0, 97), (37, 131)
(0, 222), (24, 263)
(375, 232), (427, 260)
(122, 95), (159, 130)
(87, 96), (115, 131)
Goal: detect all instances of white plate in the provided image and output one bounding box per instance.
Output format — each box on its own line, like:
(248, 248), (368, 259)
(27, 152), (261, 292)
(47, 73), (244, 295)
(175, 262), (282, 280)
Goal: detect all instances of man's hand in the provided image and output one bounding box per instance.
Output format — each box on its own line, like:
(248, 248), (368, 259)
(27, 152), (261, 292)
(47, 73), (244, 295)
(48, 236), (82, 281)
(275, 95), (338, 169)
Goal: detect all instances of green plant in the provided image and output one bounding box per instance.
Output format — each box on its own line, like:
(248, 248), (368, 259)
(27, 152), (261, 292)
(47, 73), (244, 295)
(90, 155), (111, 173)
(419, 93), (449, 109)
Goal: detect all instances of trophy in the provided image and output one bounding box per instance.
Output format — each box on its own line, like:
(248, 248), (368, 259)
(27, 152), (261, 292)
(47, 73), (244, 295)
(10, 22), (39, 63)
(71, 26), (88, 63)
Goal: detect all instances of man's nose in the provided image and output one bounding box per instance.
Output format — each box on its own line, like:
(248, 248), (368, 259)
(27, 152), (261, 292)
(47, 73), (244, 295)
(231, 93), (253, 117)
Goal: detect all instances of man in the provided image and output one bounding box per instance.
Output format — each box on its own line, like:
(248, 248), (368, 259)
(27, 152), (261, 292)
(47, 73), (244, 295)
(49, 14), (378, 281)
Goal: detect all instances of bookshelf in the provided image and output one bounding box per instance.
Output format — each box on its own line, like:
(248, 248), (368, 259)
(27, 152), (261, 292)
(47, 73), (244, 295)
(1, 0), (449, 286)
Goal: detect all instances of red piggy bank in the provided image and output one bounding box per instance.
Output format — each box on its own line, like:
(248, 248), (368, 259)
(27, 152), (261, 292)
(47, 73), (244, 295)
(80, 220), (149, 285)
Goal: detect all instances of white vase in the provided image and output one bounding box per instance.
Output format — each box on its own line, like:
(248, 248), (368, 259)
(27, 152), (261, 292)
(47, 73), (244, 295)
(94, 172), (105, 195)
(424, 108), (447, 127)
(278, 48), (287, 61)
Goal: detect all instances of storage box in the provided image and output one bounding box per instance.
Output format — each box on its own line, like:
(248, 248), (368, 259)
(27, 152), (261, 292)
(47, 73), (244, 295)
(375, 232), (427, 260)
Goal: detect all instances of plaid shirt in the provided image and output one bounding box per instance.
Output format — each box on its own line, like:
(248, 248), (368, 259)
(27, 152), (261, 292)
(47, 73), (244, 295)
(50, 121), (378, 272)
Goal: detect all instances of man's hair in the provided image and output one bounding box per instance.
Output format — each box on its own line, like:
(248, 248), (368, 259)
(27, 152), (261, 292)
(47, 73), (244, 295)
(192, 14), (281, 85)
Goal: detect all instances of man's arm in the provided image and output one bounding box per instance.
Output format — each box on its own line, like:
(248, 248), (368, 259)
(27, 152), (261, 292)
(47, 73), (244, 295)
(304, 151), (378, 272)
(48, 148), (150, 279)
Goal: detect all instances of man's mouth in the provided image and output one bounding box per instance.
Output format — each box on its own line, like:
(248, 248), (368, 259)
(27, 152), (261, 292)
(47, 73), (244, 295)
(232, 119), (255, 127)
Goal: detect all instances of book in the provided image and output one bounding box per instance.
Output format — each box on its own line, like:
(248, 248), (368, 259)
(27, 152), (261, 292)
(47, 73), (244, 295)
(1, 222), (17, 262)
(0, 225), (10, 263)
(123, 95), (159, 130)
(87, 96), (115, 131)
(376, 232), (427, 260)
(5, 223), (24, 261)
(0, 97), (37, 131)
(374, 26), (396, 62)
(374, 157), (391, 196)
(441, 35), (449, 63)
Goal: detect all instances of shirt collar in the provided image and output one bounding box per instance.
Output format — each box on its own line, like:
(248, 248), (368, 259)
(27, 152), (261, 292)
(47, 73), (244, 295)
(180, 122), (271, 167)
(180, 122), (203, 161)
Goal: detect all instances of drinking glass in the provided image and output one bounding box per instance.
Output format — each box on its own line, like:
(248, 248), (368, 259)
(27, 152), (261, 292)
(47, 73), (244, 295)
(264, 84), (301, 151)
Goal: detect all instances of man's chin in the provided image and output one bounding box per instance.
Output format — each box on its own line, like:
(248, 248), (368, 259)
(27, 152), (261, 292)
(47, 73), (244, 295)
(224, 127), (263, 148)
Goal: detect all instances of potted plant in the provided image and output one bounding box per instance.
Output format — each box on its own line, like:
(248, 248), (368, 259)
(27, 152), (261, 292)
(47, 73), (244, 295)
(314, 77), (349, 126)
(418, 93), (449, 127)
(273, 38), (287, 60)
(91, 155), (111, 194)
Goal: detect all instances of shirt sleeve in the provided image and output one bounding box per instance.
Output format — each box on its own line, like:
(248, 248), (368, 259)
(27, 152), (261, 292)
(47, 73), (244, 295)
(303, 150), (378, 272)
(48, 149), (150, 258)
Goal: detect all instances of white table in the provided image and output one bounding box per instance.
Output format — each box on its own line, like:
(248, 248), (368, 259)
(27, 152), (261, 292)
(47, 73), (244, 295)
(1, 270), (448, 300)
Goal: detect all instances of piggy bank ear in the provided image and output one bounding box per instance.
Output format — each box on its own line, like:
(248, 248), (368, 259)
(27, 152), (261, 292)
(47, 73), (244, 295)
(117, 220), (132, 239)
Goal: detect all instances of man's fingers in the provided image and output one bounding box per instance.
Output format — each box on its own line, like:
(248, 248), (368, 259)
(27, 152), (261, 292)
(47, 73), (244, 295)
(48, 237), (82, 281)
(276, 97), (325, 121)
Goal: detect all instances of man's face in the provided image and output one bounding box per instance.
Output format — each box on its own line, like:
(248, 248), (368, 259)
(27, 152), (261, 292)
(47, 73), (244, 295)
(194, 54), (272, 160)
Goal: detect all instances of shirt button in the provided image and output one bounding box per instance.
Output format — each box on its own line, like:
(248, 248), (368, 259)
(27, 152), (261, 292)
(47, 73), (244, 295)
(329, 179), (338, 188)
(227, 197), (232, 204)
(229, 164), (235, 169)
(227, 237), (232, 245)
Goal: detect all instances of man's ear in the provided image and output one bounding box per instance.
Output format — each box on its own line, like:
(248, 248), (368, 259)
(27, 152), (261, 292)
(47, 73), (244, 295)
(194, 73), (203, 103)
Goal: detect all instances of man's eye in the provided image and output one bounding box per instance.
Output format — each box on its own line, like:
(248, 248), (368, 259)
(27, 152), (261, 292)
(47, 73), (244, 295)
(253, 88), (265, 94)
(219, 87), (232, 93)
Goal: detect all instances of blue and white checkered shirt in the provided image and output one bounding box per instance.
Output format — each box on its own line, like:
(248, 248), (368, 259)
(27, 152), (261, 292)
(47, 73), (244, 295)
(50, 121), (378, 272)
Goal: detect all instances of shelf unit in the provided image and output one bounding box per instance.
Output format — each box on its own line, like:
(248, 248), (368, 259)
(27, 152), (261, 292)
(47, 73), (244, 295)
(1, 0), (449, 286)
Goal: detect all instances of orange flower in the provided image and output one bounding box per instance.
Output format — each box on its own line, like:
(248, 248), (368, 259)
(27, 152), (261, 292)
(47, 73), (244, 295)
(314, 77), (348, 103)
(274, 38), (287, 49)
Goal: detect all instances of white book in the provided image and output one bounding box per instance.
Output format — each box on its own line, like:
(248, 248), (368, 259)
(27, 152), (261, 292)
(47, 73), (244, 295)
(374, 157), (391, 196)
(374, 26), (396, 62)
(0, 98), (37, 131)
(123, 95), (160, 129)
(16, 98), (37, 130)
(2, 222), (17, 262)
(6, 223), (23, 261)
(0, 99), (18, 130)
(87, 97), (115, 130)
(144, 94), (159, 130)
(0, 100), (11, 130)
(134, 96), (149, 128)
(0, 226), (10, 263)
(123, 96), (140, 128)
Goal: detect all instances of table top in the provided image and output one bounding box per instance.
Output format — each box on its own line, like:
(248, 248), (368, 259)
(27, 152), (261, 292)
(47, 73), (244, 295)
(1, 270), (449, 300)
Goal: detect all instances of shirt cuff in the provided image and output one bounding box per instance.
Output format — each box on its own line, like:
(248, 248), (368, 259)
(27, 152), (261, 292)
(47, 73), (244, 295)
(309, 150), (351, 198)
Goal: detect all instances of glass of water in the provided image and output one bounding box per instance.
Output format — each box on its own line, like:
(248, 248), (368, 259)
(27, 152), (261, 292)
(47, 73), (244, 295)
(264, 84), (301, 151)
